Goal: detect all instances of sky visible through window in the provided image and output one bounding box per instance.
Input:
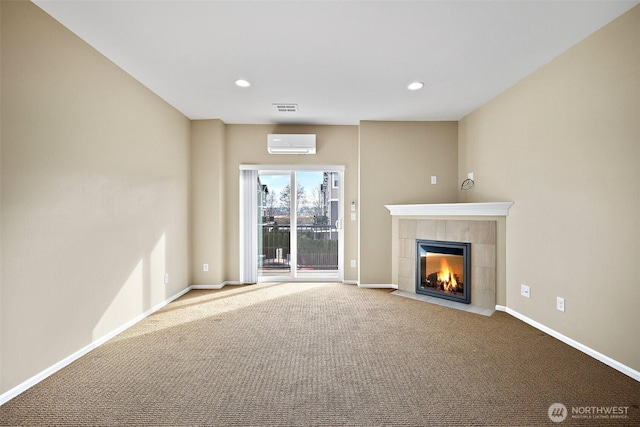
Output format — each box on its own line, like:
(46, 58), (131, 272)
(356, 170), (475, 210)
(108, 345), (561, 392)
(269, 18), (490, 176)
(260, 171), (324, 201)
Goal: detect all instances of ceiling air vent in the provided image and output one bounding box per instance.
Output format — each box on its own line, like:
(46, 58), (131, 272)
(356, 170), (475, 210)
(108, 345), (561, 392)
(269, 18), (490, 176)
(273, 103), (298, 113)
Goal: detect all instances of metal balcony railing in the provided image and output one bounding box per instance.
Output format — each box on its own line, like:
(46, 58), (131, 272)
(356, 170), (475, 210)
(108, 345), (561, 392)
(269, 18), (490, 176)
(260, 224), (338, 270)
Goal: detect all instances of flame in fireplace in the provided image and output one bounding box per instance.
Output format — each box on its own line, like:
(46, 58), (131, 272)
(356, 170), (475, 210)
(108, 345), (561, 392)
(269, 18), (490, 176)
(437, 259), (458, 292)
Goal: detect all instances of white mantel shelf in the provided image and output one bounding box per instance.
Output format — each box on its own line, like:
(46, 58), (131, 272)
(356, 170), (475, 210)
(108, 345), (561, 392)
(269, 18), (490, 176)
(385, 202), (514, 217)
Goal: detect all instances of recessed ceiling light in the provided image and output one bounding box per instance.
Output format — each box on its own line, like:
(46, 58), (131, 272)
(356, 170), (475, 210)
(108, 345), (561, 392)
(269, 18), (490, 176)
(235, 79), (251, 88)
(407, 82), (424, 91)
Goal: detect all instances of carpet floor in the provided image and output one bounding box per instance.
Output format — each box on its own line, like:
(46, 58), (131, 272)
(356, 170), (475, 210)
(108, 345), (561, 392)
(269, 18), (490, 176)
(0, 282), (638, 426)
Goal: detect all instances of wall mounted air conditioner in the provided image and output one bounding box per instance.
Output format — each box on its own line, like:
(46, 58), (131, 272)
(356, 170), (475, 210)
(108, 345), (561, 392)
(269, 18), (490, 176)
(267, 134), (316, 154)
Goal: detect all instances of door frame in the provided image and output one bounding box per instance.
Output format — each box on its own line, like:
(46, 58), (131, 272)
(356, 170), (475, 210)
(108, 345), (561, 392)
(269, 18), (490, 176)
(240, 164), (345, 282)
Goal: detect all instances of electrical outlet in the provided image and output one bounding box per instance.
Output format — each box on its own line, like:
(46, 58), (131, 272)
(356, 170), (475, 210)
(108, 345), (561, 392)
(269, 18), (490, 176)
(520, 284), (530, 298)
(430, 176), (437, 184)
(557, 297), (565, 312)
(164, 273), (169, 284)
(203, 263), (209, 272)
(351, 260), (356, 268)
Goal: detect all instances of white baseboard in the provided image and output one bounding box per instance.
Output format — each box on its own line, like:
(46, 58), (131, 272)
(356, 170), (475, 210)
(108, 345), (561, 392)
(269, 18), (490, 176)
(342, 280), (359, 285)
(495, 305), (639, 382)
(0, 286), (192, 406)
(190, 284), (225, 289)
(191, 281), (244, 290)
(357, 283), (398, 289)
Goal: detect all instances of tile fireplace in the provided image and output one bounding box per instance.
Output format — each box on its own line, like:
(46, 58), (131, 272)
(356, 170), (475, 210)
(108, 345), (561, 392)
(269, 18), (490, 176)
(387, 203), (512, 311)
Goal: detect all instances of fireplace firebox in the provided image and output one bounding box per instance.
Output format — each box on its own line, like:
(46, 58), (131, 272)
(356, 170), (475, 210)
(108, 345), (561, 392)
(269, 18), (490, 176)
(416, 240), (471, 304)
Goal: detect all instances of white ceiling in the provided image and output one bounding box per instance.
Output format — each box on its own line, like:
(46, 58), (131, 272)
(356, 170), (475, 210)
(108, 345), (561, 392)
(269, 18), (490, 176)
(33, 0), (638, 125)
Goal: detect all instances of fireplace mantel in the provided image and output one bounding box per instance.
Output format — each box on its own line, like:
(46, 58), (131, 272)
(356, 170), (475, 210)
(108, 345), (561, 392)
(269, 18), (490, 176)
(385, 202), (513, 217)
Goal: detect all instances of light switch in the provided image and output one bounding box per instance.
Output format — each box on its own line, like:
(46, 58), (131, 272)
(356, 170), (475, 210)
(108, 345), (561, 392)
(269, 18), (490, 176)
(431, 176), (437, 184)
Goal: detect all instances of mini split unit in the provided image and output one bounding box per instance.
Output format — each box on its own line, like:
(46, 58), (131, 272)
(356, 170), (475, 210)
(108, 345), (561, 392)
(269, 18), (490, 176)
(267, 134), (316, 154)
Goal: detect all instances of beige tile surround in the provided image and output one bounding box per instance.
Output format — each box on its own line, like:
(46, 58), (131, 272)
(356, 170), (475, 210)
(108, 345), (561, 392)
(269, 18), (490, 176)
(396, 219), (497, 310)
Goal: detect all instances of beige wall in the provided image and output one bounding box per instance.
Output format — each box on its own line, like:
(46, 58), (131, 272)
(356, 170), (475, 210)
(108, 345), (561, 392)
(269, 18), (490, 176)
(359, 121), (458, 284)
(191, 120), (226, 285)
(458, 6), (639, 370)
(223, 124), (359, 282)
(0, 1), (191, 393)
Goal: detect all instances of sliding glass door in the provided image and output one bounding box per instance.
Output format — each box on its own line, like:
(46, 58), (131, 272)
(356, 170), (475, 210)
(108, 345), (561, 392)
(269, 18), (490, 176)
(250, 166), (343, 282)
(258, 171), (292, 277)
(295, 171), (340, 278)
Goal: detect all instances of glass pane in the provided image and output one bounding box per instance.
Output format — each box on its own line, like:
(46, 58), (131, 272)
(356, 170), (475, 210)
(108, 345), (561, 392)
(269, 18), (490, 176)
(296, 171), (339, 274)
(258, 172), (291, 277)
